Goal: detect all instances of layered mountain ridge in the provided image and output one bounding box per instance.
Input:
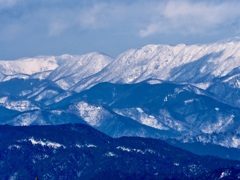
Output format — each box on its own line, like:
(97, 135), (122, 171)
(0, 38), (240, 160)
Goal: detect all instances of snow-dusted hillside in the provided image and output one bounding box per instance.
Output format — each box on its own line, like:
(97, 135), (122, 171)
(0, 53), (112, 86)
(73, 38), (240, 92)
(0, 56), (59, 81)
(47, 53), (112, 90)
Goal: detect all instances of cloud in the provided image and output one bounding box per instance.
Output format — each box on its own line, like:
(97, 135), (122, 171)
(77, 3), (108, 29)
(0, 0), (17, 9)
(1, 0), (240, 37)
(0, 0), (29, 10)
(45, 2), (144, 36)
(138, 0), (240, 37)
(48, 22), (69, 36)
(139, 23), (162, 38)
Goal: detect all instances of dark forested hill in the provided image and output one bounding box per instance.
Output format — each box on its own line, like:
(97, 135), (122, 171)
(0, 123), (239, 179)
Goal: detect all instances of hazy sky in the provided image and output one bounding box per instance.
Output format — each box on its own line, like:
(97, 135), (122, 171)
(1, 0), (240, 59)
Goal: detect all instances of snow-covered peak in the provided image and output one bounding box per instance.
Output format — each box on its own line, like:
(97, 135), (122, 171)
(0, 55), (73, 82)
(47, 52), (112, 90)
(0, 56), (58, 81)
(73, 39), (240, 91)
(0, 52), (113, 88)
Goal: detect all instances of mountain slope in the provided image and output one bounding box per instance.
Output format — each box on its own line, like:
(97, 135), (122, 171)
(0, 53), (112, 89)
(67, 81), (240, 136)
(1, 80), (240, 149)
(73, 39), (240, 93)
(1, 123), (240, 179)
(47, 53), (112, 90)
(0, 55), (64, 81)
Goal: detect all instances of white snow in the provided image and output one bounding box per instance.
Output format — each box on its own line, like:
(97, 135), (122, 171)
(0, 39), (239, 94)
(51, 110), (63, 115)
(116, 146), (147, 154)
(201, 114), (235, 134)
(19, 90), (32, 96)
(223, 74), (240, 88)
(71, 101), (110, 127)
(185, 133), (240, 149)
(11, 111), (41, 126)
(195, 82), (211, 90)
(73, 39), (240, 92)
(116, 146), (131, 152)
(0, 96), (7, 104)
(35, 90), (58, 101)
(105, 152), (117, 157)
(29, 137), (65, 149)
(8, 145), (21, 150)
(220, 170), (231, 179)
(113, 108), (168, 130)
(27, 87), (45, 99)
(184, 99), (195, 104)
(0, 56), (59, 81)
(53, 92), (72, 103)
(146, 79), (163, 84)
(0, 53), (112, 93)
(231, 136), (240, 148)
(48, 52), (112, 90)
(86, 144), (97, 148)
(4, 100), (39, 112)
(75, 144), (97, 148)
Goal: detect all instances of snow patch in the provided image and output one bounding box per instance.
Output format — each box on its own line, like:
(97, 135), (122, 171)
(116, 146), (150, 154)
(116, 146), (131, 152)
(11, 111), (41, 126)
(105, 152), (117, 157)
(75, 144), (97, 148)
(35, 90), (58, 101)
(184, 99), (195, 104)
(8, 145), (21, 150)
(29, 137), (65, 149)
(220, 170), (231, 179)
(4, 100), (38, 112)
(72, 101), (110, 127)
(0, 96), (7, 103)
(195, 82), (211, 90)
(113, 108), (168, 130)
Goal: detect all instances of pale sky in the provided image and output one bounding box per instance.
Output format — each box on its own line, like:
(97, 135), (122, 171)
(1, 0), (240, 59)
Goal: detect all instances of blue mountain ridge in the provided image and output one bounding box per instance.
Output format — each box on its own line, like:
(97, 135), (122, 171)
(1, 123), (240, 179)
(1, 78), (240, 160)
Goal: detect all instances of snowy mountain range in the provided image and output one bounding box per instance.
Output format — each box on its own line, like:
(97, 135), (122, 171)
(1, 38), (240, 160)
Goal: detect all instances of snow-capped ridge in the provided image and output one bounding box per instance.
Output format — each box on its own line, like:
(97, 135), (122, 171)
(1, 38), (240, 93)
(73, 38), (240, 92)
(0, 52), (113, 90)
(47, 52), (112, 90)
